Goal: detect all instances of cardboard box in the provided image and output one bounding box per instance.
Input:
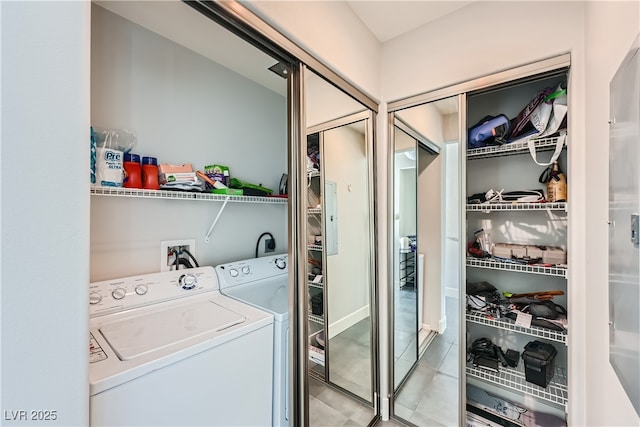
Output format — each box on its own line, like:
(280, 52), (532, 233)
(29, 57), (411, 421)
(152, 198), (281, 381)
(511, 245), (527, 259)
(526, 246), (544, 259)
(542, 247), (567, 264)
(158, 163), (193, 174)
(492, 243), (513, 258)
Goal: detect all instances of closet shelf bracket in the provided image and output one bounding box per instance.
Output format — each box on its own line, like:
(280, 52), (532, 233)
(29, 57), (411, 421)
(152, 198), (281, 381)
(205, 196), (230, 243)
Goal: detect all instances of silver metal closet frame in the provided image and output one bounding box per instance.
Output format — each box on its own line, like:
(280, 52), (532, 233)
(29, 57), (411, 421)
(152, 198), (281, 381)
(187, 1), (379, 113)
(386, 52), (571, 426)
(395, 116), (441, 154)
(186, 2), (380, 425)
(305, 108), (379, 411)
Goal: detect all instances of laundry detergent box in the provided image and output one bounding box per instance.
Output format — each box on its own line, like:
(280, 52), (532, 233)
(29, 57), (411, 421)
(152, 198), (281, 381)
(203, 164), (230, 189)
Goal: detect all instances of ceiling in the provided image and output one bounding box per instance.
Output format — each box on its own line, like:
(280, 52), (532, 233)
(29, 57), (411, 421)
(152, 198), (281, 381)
(346, 1), (474, 42)
(97, 1), (475, 100)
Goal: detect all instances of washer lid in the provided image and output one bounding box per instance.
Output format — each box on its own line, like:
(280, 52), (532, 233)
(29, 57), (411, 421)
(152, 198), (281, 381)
(99, 300), (246, 361)
(223, 277), (288, 317)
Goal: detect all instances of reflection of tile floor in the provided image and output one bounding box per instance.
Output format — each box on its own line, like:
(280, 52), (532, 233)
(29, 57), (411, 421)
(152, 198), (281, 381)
(327, 317), (372, 401)
(393, 297), (460, 426)
(309, 375), (376, 426)
(395, 286), (418, 389)
(309, 317), (375, 425)
(309, 297), (460, 426)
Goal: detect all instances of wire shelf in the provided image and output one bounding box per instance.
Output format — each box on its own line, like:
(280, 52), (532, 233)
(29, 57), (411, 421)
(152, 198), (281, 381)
(467, 134), (566, 160)
(308, 314), (324, 324)
(466, 363), (568, 407)
(466, 202), (567, 212)
(309, 345), (325, 367)
(466, 311), (567, 344)
(308, 207), (322, 214)
(90, 186), (288, 204)
(466, 258), (567, 277)
(308, 281), (324, 290)
(308, 245), (323, 252)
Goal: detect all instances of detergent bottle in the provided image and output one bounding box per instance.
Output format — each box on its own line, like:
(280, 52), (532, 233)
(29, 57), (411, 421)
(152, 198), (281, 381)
(546, 161), (567, 202)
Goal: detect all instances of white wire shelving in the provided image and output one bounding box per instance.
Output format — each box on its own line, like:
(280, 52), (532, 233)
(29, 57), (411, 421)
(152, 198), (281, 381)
(90, 186), (288, 204)
(308, 245), (323, 252)
(466, 202), (567, 212)
(465, 311), (567, 344)
(308, 281), (323, 290)
(307, 207), (322, 214)
(309, 344), (325, 367)
(308, 314), (324, 325)
(466, 257), (567, 277)
(466, 363), (568, 408)
(467, 134), (566, 160)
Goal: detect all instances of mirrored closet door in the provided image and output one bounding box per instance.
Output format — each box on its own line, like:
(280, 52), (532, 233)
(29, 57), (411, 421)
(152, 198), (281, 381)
(304, 68), (378, 426)
(390, 96), (462, 427)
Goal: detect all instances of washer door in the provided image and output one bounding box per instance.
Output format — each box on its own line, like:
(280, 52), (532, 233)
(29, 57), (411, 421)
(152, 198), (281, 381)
(99, 300), (246, 360)
(223, 276), (288, 317)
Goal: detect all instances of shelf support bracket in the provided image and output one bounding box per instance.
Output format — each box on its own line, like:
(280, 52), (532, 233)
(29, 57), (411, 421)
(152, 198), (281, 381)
(205, 196), (230, 243)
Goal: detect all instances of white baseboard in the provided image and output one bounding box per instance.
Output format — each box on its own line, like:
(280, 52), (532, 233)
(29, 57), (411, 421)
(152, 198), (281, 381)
(328, 305), (369, 339)
(438, 315), (447, 334)
(422, 315), (447, 334)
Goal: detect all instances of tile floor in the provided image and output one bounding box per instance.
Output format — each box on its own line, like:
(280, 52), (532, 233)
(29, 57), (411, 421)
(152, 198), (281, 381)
(394, 285), (419, 389)
(309, 316), (376, 426)
(392, 297), (460, 426)
(308, 297), (460, 427)
(327, 317), (373, 401)
(309, 375), (376, 426)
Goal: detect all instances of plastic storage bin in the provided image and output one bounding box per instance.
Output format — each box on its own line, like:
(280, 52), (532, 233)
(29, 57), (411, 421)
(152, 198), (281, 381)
(522, 340), (557, 388)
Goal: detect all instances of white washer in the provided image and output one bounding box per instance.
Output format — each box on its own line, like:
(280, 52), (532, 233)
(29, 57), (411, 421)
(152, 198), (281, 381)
(216, 254), (289, 427)
(89, 266), (274, 427)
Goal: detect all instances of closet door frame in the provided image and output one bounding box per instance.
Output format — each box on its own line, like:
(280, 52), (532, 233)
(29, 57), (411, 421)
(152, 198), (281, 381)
(186, 2), (380, 425)
(386, 53), (573, 425)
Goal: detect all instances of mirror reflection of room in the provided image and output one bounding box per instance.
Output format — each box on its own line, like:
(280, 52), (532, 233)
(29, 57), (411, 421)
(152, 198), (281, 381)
(393, 123), (419, 390)
(304, 69), (377, 426)
(391, 96), (461, 427)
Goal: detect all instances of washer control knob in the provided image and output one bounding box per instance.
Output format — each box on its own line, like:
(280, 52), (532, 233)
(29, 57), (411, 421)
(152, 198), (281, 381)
(275, 258), (287, 270)
(135, 284), (149, 295)
(89, 291), (102, 305)
(111, 287), (126, 300)
(241, 266), (251, 275)
(229, 269), (239, 278)
(179, 274), (197, 290)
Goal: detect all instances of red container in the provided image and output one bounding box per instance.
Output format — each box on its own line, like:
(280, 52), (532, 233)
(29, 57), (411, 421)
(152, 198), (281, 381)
(123, 153), (142, 188)
(142, 156), (160, 190)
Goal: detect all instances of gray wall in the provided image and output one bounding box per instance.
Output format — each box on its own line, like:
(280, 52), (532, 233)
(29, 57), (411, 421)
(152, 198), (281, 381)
(90, 6), (288, 281)
(1, 2), (90, 425)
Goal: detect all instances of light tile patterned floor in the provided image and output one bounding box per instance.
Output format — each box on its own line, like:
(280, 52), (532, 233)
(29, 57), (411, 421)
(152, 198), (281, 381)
(309, 376), (376, 426)
(308, 297), (460, 427)
(392, 297), (460, 426)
